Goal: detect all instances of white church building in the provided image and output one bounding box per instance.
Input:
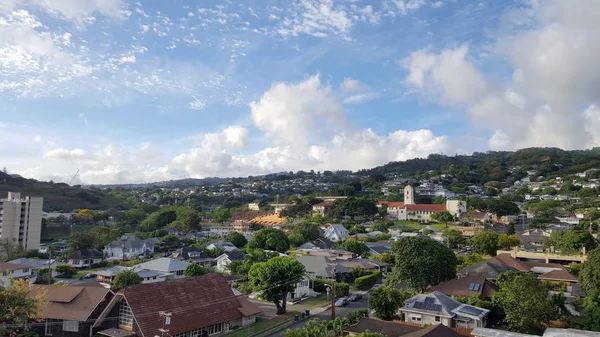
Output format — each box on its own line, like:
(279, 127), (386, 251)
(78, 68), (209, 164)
(377, 185), (466, 223)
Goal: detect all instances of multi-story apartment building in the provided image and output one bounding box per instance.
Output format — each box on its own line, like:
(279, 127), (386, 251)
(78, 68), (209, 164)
(0, 192), (43, 250)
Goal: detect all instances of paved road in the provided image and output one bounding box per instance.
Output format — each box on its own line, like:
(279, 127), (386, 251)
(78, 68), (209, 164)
(266, 294), (369, 337)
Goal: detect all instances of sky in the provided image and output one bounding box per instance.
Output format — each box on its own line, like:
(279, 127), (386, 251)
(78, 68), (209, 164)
(0, 0), (599, 185)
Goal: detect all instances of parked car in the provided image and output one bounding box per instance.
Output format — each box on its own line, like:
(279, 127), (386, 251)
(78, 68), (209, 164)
(335, 298), (349, 307)
(83, 273), (97, 279)
(348, 293), (362, 302)
(371, 284), (381, 290)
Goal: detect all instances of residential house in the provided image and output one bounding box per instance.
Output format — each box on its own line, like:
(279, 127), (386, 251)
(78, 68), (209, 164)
(312, 202), (333, 216)
(293, 255), (349, 281)
(388, 225), (403, 236)
(92, 274), (262, 337)
(209, 226), (234, 237)
(429, 276), (498, 300)
(207, 242), (238, 252)
(172, 246), (214, 267)
(324, 224), (349, 242)
(30, 284), (114, 337)
(39, 242), (69, 254)
(367, 244), (390, 256)
(297, 238), (336, 250)
(459, 212), (490, 225)
(418, 226), (440, 235)
(8, 258), (59, 280)
(291, 249), (355, 260)
(232, 221), (253, 234)
(96, 266), (168, 287)
(345, 317), (462, 337)
(131, 258), (190, 279)
(67, 249), (104, 268)
(215, 250), (246, 273)
(0, 262), (34, 287)
(103, 235), (155, 260)
(400, 291), (490, 328)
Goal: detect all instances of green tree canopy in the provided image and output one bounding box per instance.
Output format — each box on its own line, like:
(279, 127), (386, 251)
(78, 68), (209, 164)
(431, 211), (455, 224)
(248, 257), (305, 314)
(368, 286), (411, 320)
(227, 249), (279, 277)
(183, 263), (205, 277)
(469, 231), (500, 256)
(161, 234), (181, 249)
(67, 231), (96, 251)
(387, 237), (458, 292)
(0, 279), (46, 337)
(580, 247), (600, 293)
(247, 228), (290, 252)
(341, 240), (371, 257)
(211, 208), (232, 223)
(330, 198), (378, 218)
(492, 271), (556, 333)
(548, 229), (597, 253)
(290, 222), (322, 242)
(505, 222), (516, 235)
(55, 265), (75, 278)
(111, 270), (142, 291)
(441, 229), (464, 248)
(497, 234), (521, 250)
(225, 232), (248, 248)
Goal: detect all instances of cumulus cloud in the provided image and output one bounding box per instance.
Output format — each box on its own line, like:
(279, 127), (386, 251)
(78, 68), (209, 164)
(401, 0), (600, 150)
(0, 0), (126, 25)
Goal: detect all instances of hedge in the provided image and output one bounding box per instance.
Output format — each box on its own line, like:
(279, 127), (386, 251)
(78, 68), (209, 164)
(354, 271), (381, 290)
(312, 279), (350, 297)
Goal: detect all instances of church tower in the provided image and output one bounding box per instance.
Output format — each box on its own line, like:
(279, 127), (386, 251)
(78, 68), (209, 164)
(404, 185), (415, 205)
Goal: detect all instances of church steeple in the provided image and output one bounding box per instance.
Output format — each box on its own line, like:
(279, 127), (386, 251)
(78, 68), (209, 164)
(404, 185), (415, 205)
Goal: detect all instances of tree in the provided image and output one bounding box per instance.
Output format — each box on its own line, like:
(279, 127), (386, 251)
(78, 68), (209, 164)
(368, 286), (411, 320)
(497, 234), (521, 250)
(582, 291), (600, 331)
(469, 232), (500, 256)
(330, 198), (378, 218)
(580, 247), (600, 293)
(457, 253), (486, 270)
(0, 239), (25, 261)
(183, 263), (205, 277)
(291, 222), (322, 242)
(548, 229), (597, 254)
(493, 271), (556, 333)
(505, 222), (516, 235)
(0, 279), (46, 337)
(225, 232), (248, 248)
(341, 240), (370, 257)
(288, 233), (305, 247)
(247, 228), (290, 253)
(34, 268), (52, 284)
(431, 211), (455, 226)
(161, 234), (180, 250)
(176, 208), (201, 232)
(211, 208), (232, 223)
(111, 270), (142, 291)
(248, 257), (305, 315)
(441, 229), (464, 248)
(88, 226), (122, 250)
(387, 237), (457, 292)
(67, 231), (95, 251)
(55, 265), (75, 278)
(227, 249), (278, 277)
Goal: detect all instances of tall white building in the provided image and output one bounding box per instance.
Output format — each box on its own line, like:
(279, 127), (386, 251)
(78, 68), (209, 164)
(0, 192), (43, 250)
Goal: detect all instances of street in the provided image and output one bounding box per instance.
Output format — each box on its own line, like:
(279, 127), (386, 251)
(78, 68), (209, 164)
(265, 294), (370, 337)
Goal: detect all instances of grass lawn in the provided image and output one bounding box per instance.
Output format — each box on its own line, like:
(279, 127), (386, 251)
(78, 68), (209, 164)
(294, 295), (329, 309)
(397, 221), (448, 231)
(55, 267), (105, 280)
(226, 312), (298, 337)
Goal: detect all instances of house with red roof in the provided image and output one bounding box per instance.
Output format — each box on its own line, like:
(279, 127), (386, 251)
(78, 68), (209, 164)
(378, 186), (466, 223)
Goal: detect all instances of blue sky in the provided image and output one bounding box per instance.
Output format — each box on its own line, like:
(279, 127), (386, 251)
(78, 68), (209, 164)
(1, 0), (599, 184)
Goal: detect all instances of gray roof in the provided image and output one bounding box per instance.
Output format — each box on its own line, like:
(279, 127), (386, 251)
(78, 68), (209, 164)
(402, 291), (489, 319)
(69, 249), (103, 260)
(544, 328), (600, 336)
(105, 235), (154, 250)
(208, 242), (237, 249)
(96, 266), (163, 278)
(131, 258), (189, 272)
(8, 258), (56, 269)
(224, 250), (245, 261)
(293, 255), (348, 278)
(368, 245), (389, 255)
(471, 328), (536, 337)
(457, 261), (512, 279)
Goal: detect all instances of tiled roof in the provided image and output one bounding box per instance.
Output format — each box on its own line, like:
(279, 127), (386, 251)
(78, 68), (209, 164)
(249, 213), (287, 226)
(378, 201), (405, 208)
(429, 276), (498, 299)
(0, 262), (34, 271)
(538, 269), (578, 282)
(69, 249), (103, 260)
(489, 254), (530, 272)
(402, 324), (463, 337)
(30, 284), (110, 321)
(122, 274), (262, 337)
(345, 317), (421, 336)
(406, 204), (447, 211)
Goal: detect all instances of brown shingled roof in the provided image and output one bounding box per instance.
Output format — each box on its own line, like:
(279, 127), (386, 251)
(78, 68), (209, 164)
(122, 273), (262, 337)
(405, 204), (447, 212)
(0, 262), (34, 271)
(401, 324), (463, 337)
(538, 269), (578, 282)
(345, 317), (421, 336)
(429, 276), (498, 299)
(30, 285), (110, 321)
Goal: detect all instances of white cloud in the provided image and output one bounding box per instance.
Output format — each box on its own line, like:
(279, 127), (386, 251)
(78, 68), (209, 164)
(188, 98), (206, 110)
(0, 0), (126, 25)
(402, 0), (600, 151)
(340, 77), (365, 93)
(343, 92), (380, 104)
(119, 55), (136, 64)
(432, 1), (444, 9)
(384, 0), (426, 17)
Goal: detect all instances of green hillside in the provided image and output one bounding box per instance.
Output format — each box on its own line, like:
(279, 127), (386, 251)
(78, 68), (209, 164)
(0, 172), (125, 212)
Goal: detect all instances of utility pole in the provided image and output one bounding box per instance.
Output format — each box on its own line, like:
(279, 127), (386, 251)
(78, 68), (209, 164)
(48, 248), (53, 284)
(331, 267), (336, 320)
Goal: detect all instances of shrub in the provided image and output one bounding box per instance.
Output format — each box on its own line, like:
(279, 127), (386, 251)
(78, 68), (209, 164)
(346, 308), (369, 325)
(55, 264), (75, 278)
(355, 271), (381, 290)
(312, 278), (330, 293)
(336, 282), (350, 297)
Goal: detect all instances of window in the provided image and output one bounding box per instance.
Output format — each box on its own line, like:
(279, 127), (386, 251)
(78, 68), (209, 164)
(411, 317), (421, 322)
(208, 323), (223, 335)
(22, 268), (29, 273)
(2, 270), (9, 276)
(72, 260), (80, 265)
(62, 320), (79, 332)
(45, 319), (53, 336)
(435, 316), (441, 322)
(176, 270), (184, 276)
(119, 300), (134, 329)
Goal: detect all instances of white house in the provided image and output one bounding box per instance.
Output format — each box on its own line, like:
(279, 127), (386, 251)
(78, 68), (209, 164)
(207, 241), (238, 252)
(400, 291), (489, 329)
(0, 262), (34, 287)
(209, 226), (234, 237)
(215, 250), (246, 273)
(324, 224), (349, 242)
(104, 235), (155, 260)
(131, 258), (190, 279)
(312, 202), (333, 216)
(8, 258), (59, 280)
(67, 249), (104, 268)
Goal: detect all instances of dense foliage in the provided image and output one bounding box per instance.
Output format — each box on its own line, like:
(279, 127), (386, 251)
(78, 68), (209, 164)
(355, 272), (381, 290)
(387, 237), (457, 292)
(248, 257), (305, 314)
(368, 286), (412, 320)
(247, 228), (290, 252)
(111, 270), (143, 291)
